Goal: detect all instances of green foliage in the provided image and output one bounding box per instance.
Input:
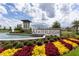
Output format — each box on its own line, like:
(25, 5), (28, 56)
(65, 27), (71, 31)
(3, 27), (6, 30)
(3, 43), (13, 49)
(64, 47), (79, 56)
(14, 26), (22, 30)
(52, 21), (61, 28)
(24, 28), (32, 34)
(72, 20), (79, 34)
(14, 27), (24, 33)
(44, 39), (49, 43)
(23, 41), (28, 45)
(61, 31), (76, 38)
(14, 42), (24, 48)
(26, 40), (34, 46)
(37, 38), (43, 42)
(72, 20), (79, 27)
(9, 27), (12, 31)
(75, 35), (79, 39)
(46, 35), (59, 40)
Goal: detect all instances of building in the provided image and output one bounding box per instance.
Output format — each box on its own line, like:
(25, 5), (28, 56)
(21, 20), (31, 30)
(21, 20), (60, 36)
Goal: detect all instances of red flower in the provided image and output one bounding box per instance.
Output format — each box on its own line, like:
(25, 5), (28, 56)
(0, 48), (5, 53)
(68, 40), (79, 45)
(45, 42), (60, 56)
(59, 40), (73, 50)
(13, 45), (34, 56)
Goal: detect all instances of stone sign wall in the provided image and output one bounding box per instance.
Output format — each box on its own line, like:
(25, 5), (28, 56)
(32, 29), (61, 37)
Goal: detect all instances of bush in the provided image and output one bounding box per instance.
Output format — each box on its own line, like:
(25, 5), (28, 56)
(36, 39), (43, 46)
(75, 35), (79, 39)
(36, 42), (43, 46)
(37, 38), (43, 42)
(44, 40), (49, 43)
(61, 31), (76, 38)
(3, 44), (13, 49)
(14, 42), (24, 48)
(23, 41), (28, 45)
(26, 41), (34, 46)
(46, 35), (59, 41)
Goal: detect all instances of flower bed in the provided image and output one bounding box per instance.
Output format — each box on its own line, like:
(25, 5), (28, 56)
(0, 48), (21, 56)
(59, 40), (73, 50)
(63, 39), (78, 48)
(52, 41), (69, 55)
(0, 38), (79, 56)
(45, 42), (60, 56)
(13, 45), (34, 56)
(32, 44), (46, 56)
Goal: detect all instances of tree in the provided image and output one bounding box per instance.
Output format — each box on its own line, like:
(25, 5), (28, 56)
(72, 20), (79, 34)
(0, 25), (1, 30)
(9, 27), (12, 31)
(65, 27), (71, 31)
(52, 21), (61, 28)
(3, 26), (6, 30)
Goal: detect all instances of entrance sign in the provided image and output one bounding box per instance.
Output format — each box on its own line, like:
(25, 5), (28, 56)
(32, 29), (61, 37)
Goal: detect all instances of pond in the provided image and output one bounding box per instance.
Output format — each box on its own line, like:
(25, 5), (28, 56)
(0, 33), (44, 40)
(0, 33), (32, 40)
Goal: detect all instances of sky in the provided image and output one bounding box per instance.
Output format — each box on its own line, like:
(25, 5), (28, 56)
(0, 3), (79, 29)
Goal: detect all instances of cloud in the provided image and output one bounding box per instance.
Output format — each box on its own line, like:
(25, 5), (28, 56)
(0, 14), (22, 29)
(0, 3), (79, 29)
(0, 4), (7, 14)
(0, 3), (32, 20)
(71, 3), (79, 11)
(39, 3), (55, 18)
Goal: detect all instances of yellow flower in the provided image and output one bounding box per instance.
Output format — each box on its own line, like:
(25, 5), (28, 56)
(63, 39), (78, 48)
(32, 44), (46, 56)
(69, 38), (79, 41)
(53, 41), (69, 55)
(0, 48), (21, 56)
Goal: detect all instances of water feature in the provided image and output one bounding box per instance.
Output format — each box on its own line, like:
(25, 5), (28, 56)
(0, 33), (44, 40)
(0, 33), (32, 39)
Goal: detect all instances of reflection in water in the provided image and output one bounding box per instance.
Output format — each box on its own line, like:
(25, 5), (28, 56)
(0, 33), (32, 39)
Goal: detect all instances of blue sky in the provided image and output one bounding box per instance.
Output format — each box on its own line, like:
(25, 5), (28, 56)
(0, 3), (79, 28)
(0, 3), (32, 20)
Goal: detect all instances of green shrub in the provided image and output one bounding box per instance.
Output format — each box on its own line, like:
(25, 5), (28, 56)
(44, 39), (49, 43)
(23, 41), (28, 45)
(37, 38), (43, 42)
(26, 40), (34, 46)
(61, 31), (76, 38)
(3, 44), (13, 49)
(75, 35), (79, 39)
(36, 39), (43, 46)
(46, 35), (59, 40)
(14, 42), (24, 48)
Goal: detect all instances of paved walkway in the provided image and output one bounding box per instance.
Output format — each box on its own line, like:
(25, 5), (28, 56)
(0, 37), (45, 41)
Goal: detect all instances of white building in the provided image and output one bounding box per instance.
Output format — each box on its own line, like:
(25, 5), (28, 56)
(21, 20), (31, 30)
(21, 20), (60, 36)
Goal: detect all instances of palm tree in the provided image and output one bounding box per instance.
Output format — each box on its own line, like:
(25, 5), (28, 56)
(72, 20), (79, 34)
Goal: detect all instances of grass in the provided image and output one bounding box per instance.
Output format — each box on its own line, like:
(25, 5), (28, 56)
(63, 47), (79, 56)
(0, 30), (9, 33)
(61, 30), (76, 38)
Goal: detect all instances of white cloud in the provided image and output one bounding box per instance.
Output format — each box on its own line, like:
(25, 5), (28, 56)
(0, 3), (79, 29)
(0, 14), (22, 29)
(0, 5), (7, 14)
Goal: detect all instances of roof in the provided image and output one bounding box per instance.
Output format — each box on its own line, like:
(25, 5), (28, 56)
(21, 20), (31, 22)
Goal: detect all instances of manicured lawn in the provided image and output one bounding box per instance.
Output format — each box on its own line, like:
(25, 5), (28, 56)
(64, 47), (79, 56)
